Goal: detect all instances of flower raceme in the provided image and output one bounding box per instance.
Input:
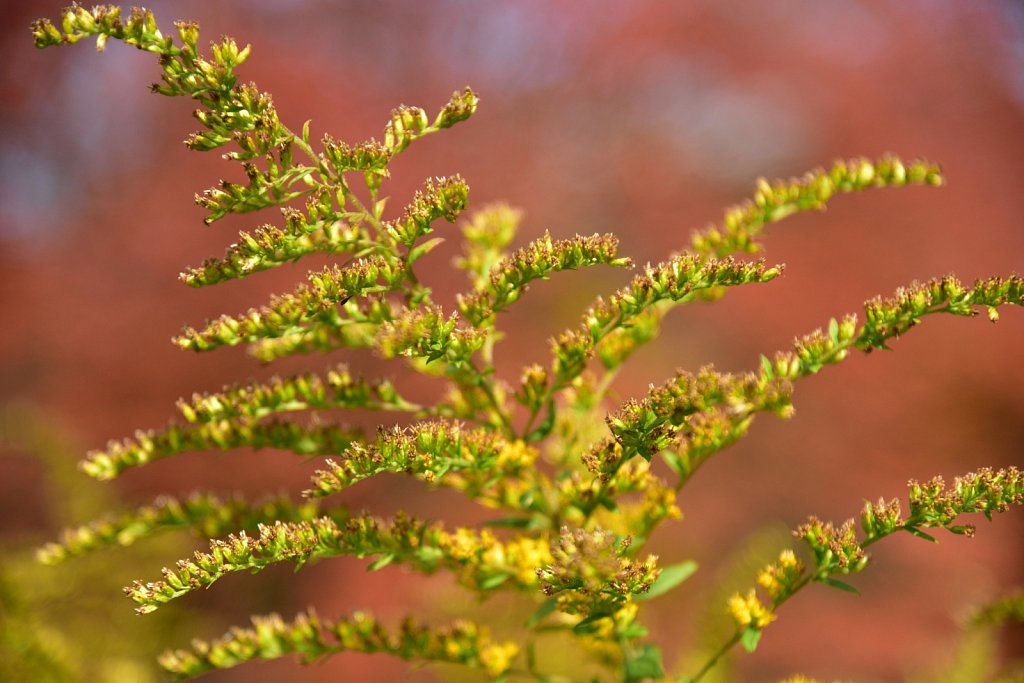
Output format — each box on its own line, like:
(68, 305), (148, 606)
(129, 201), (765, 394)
(30, 5), (1024, 683)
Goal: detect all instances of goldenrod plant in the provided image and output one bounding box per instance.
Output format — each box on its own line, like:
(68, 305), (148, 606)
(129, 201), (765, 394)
(30, 5), (1023, 682)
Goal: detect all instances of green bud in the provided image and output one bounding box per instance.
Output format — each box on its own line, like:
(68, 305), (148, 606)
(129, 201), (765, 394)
(517, 365), (548, 408)
(61, 10), (78, 37)
(175, 21), (199, 50)
(888, 158), (906, 184)
(839, 314), (857, 340)
(31, 19), (64, 48)
(437, 87), (479, 128)
(856, 159), (875, 185)
(69, 7), (96, 33)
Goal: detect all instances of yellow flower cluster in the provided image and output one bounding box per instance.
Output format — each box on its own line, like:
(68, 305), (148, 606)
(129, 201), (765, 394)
(727, 589), (776, 629)
(756, 549), (805, 600)
(496, 439), (537, 469)
(478, 641), (521, 678)
(439, 527), (552, 588)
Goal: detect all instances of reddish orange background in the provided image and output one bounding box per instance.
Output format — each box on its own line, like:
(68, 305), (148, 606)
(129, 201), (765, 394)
(1, 2), (1021, 682)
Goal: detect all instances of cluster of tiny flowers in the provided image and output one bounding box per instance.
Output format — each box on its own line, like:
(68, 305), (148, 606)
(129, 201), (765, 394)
(548, 257), (781, 388)
(796, 518), (867, 573)
(459, 232), (629, 327)
(158, 609), (517, 678)
(374, 306), (485, 364)
(756, 549), (806, 601)
(537, 528), (659, 620)
(690, 155), (943, 258)
(727, 590), (776, 629)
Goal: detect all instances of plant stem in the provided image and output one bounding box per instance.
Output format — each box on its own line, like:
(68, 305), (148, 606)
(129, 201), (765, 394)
(683, 632), (741, 683)
(465, 359), (515, 437)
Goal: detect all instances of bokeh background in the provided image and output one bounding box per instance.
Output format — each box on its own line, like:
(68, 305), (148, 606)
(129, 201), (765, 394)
(1, 2), (1022, 682)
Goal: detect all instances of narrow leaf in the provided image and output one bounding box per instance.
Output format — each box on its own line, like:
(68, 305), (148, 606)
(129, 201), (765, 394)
(525, 399), (556, 442)
(572, 613), (611, 634)
(526, 597), (558, 627)
(480, 573), (511, 590)
(822, 577), (860, 595)
(635, 560), (698, 600)
(661, 450), (685, 477)
(366, 553), (395, 572)
(408, 236), (446, 265)
(483, 517), (533, 529)
(905, 526), (939, 543)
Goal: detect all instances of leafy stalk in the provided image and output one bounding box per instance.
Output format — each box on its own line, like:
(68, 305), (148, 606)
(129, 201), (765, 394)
(567, 274), (1024, 519)
(31, 7), (1020, 683)
(685, 466), (1023, 682)
(159, 609), (518, 680)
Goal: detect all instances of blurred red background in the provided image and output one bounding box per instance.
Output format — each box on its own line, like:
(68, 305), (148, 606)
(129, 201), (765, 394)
(1, 2), (1021, 681)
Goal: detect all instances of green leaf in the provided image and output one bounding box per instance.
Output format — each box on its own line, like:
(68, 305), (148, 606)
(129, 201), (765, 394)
(739, 626), (762, 653)
(624, 644), (665, 681)
(620, 623), (649, 639)
(905, 526), (939, 543)
(759, 353), (774, 380)
(635, 560), (698, 601)
(660, 450), (685, 477)
(366, 553), (395, 572)
(408, 236), (446, 265)
(415, 546), (444, 565)
(525, 399), (556, 442)
(828, 317), (840, 343)
(572, 612), (611, 634)
(480, 573), (511, 590)
(483, 516), (533, 529)
(526, 597), (558, 627)
(822, 577), (860, 595)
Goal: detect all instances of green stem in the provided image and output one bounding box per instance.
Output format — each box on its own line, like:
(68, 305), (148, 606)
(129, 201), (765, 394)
(465, 359), (515, 437)
(684, 632), (741, 683)
(684, 514), (934, 681)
